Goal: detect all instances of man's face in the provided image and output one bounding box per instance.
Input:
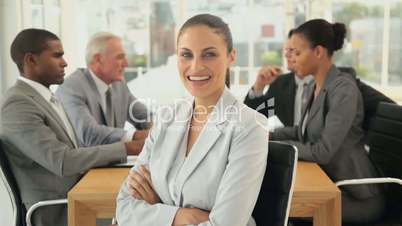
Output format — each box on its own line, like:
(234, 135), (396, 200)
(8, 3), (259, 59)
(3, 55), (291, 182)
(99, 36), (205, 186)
(32, 39), (67, 87)
(284, 39), (295, 72)
(96, 38), (128, 84)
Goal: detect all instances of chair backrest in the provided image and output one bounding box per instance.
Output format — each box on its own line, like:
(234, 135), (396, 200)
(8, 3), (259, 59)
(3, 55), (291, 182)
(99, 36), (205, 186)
(338, 67), (395, 133)
(0, 139), (26, 226)
(252, 141), (298, 226)
(367, 102), (402, 221)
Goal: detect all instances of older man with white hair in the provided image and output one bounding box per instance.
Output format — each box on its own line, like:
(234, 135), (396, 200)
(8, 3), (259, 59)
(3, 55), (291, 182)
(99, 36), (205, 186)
(56, 32), (151, 151)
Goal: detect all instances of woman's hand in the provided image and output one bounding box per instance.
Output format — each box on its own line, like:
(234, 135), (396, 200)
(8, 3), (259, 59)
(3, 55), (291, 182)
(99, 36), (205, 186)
(172, 208), (210, 226)
(127, 165), (161, 204)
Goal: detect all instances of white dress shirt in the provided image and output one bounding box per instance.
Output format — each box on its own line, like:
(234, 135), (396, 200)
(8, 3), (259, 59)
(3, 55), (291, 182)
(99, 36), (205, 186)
(89, 70), (135, 142)
(18, 76), (78, 147)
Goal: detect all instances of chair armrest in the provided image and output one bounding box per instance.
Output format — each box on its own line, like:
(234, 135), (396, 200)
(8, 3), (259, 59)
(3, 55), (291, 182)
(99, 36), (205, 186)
(336, 177), (402, 187)
(26, 198), (67, 226)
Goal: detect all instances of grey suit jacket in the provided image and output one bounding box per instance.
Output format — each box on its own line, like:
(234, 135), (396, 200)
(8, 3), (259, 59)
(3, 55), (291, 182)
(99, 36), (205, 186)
(272, 65), (381, 200)
(56, 68), (151, 147)
(116, 88), (268, 226)
(0, 80), (127, 226)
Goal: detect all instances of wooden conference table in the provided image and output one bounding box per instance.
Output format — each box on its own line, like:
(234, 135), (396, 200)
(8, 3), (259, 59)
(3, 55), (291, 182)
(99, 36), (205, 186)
(68, 161), (341, 226)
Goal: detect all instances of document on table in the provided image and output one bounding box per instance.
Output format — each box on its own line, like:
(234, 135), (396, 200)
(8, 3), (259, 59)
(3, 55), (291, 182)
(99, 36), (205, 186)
(267, 115), (284, 132)
(113, 155), (138, 167)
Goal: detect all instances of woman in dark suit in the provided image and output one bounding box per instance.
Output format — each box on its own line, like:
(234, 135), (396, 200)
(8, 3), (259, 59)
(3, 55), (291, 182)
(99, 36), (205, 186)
(272, 19), (385, 223)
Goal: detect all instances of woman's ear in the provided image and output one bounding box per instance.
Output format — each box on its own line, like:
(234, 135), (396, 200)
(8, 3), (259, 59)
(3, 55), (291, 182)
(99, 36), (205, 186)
(314, 45), (327, 59)
(228, 48), (237, 65)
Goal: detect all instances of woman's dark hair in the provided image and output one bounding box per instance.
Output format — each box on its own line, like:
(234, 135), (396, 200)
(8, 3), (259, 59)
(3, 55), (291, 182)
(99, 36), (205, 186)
(287, 29), (294, 39)
(10, 28), (60, 73)
(293, 19), (346, 56)
(177, 14), (233, 87)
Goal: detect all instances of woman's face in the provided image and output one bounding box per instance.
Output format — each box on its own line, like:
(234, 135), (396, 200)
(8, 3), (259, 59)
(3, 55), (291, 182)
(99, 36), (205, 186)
(290, 33), (318, 77)
(177, 25), (236, 103)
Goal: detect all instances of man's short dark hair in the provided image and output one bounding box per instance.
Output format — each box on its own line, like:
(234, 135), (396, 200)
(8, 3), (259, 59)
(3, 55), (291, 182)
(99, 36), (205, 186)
(10, 28), (60, 73)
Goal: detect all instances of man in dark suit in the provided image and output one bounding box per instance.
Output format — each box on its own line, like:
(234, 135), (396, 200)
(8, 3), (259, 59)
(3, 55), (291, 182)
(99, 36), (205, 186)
(1, 28), (140, 226)
(244, 38), (394, 130)
(244, 37), (313, 127)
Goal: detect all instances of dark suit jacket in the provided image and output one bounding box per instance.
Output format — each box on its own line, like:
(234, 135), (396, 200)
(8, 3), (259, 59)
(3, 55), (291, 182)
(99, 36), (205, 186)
(244, 67), (394, 131)
(1, 80), (127, 226)
(272, 66), (381, 200)
(244, 72), (296, 126)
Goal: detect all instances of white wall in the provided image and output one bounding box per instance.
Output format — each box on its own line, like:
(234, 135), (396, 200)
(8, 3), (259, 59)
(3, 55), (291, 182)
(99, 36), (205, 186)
(0, 0), (21, 223)
(0, 0), (22, 95)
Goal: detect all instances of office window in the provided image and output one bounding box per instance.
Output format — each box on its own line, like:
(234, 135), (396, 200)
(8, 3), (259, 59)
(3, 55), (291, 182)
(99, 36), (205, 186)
(30, 0), (61, 35)
(332, 1), (384, 83)
(76, 0), (177, 80)
(31, 0), (45, 28)
(389, 1), (402, 85)
(50, 0), (401, 103)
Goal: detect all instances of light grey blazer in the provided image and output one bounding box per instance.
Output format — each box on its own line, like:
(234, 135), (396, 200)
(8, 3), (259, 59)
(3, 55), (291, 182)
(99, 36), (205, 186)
(272, 65), (381, 200)
(116, 88), (268, 226)
(0, 80), (127, 226)
(56, 68), (151, 147)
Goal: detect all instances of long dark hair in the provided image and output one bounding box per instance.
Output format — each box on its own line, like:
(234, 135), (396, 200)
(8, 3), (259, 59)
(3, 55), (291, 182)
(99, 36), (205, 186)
(292, 19), (346, 56)
(177, 14), (233, 87)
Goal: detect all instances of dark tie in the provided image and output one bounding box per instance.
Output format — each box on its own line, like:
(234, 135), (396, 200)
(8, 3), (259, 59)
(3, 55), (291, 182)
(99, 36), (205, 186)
(105, 88), (115, 127)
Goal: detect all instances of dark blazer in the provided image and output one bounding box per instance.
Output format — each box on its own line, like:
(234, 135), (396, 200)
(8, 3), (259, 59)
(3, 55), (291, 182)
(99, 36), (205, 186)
(244, 67), (394, 131)
(1, 80), (127, 226)
(272, 65), (381, 200)
(244, 72), (296, 126)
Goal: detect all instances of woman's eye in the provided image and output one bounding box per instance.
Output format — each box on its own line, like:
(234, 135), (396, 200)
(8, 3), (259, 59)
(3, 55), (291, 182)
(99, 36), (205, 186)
(204, 52), (216, 57)
(180, 52), (192, 58)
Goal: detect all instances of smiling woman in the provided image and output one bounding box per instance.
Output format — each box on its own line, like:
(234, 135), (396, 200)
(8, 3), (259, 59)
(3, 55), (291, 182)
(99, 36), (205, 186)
(116, 14), (268, 226)
(177, 21), (236, 109)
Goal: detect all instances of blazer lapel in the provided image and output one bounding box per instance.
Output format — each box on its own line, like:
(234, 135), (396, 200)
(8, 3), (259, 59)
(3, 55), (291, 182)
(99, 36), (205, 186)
(288, 75), (297, 125)
(307, 89), (325, 122)
(303, 65), (340, 129)
(152, 98), (193, 204)
(16, 81), (75, 146)
(83, 69), (109, 125)
(174, 89), (235, 196)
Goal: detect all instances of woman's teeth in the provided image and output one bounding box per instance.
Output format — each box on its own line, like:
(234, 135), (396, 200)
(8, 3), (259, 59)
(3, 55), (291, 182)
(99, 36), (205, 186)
(188, 76), (210, 81)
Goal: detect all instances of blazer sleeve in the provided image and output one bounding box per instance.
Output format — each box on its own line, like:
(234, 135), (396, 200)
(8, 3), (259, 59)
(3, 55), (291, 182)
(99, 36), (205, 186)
(271, 126), (298, 141)
(1, 95), (127, 177)
(56, 83), (127, 146)
(116, 122), (179, 226)
(125, 85), (152, 130)
(243, 87), (272, 117)
(198, 116), (268, 226)
(286, 79), (360, 165)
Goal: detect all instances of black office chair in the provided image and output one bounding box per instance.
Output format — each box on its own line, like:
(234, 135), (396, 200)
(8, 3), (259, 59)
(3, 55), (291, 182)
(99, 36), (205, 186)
(252, 141), (298, 226)
(0, 138), (27, 226)
(336, 102), (402, 225)
(0, 139), (67, 226)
